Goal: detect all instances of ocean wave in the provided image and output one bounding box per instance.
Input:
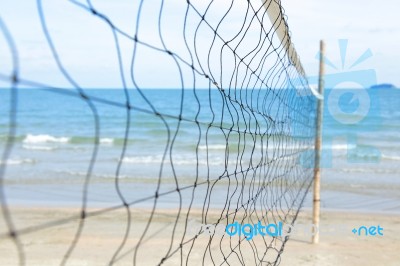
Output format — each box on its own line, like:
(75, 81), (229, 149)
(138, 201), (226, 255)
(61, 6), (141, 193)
(121, 156), (157, 164)
(70, 137), (116, 145)
(198, 144), (227, 150)
(21, 134), (116, 146)
(197, 144), (313, 151)
(120, 155), (232, 166)
(197, 143), (352, 151)
(339, 152), (400, 163)
(22, 144), (57, 151)
(57, 170), (129, 179)
(340, 168), (399, 174)
(23, 134), (70, 144)
(118, 155), (293, 166)
(381, 154), (400, 161)
(100, 138), (114, 145)
(0, 158), (36, 165)
(329, 144), (356, 150)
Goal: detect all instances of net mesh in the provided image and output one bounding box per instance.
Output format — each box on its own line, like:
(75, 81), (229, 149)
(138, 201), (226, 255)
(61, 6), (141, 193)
(0, 0), (316, 265)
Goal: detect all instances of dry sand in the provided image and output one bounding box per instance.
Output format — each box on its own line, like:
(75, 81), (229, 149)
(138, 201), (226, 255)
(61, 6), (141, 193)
(0, 206), (399, 265)
(281, 209), (400, 266)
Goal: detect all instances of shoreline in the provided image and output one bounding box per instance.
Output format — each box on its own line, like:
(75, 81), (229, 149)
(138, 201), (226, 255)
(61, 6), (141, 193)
(3, 180), (400, 214)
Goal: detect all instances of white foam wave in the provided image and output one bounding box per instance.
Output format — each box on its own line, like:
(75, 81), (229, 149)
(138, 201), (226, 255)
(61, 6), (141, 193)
(310, 144), (357, 151)
(22, 145), (56, 151)
(122, 156), (157, 164)
(121, 156), (229, 166)
(382, 154), (400, 161)
(341, 168), (399, 174)
(100, 138), (114, 145)
(257, 144), (351, 151)
(58, 170), (129, 179)
(199, 144), (315, 151)
(197, 144), (353, 152)
(0, 158), (36, 165)
(329, 144), (356, 150)
(198, 145), (226, 150)
(119, 155), (293, 166)
(23, 134), (69, 144)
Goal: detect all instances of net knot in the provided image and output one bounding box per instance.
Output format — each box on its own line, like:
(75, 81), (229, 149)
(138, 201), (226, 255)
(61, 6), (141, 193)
(9, 231), (16, 238)
(11, 73), (18, 83)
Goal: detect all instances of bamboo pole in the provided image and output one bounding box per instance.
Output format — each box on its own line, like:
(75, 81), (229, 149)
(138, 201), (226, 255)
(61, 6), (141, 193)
(312, 40), (325, 244)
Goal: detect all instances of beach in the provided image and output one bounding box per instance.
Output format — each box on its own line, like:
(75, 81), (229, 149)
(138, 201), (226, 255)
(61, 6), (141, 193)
(281, 209), (400, 266)
(1, 88), (400, 265)
(1, 206), (399, 265)
(1, 0), (400, 263)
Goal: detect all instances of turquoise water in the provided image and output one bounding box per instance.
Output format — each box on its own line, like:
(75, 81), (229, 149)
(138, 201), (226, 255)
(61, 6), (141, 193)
(0, 88), (399, 212)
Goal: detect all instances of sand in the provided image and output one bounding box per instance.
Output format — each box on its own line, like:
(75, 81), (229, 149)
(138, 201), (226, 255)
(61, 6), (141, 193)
(281, 209), (400, 266)
(0, 206), (399, 265)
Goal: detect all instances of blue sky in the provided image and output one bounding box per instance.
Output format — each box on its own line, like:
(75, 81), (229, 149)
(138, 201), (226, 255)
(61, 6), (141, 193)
(0, 0), (399, 88)
(284, 0), (399, 87)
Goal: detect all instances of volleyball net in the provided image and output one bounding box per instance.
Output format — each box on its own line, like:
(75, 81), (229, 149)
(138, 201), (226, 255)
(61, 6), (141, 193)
(0, 0), (316, 265)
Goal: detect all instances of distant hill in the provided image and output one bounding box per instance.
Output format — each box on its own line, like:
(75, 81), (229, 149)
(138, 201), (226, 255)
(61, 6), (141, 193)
(370, 83), (396, 89)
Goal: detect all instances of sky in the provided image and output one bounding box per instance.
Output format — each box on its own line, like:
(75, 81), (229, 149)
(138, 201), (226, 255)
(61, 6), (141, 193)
(283, 0), (400, 87)
(0, 0), (399, 88)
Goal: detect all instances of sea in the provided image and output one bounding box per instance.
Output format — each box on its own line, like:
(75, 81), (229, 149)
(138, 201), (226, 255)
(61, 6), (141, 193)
(0, 88), (399, 213)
